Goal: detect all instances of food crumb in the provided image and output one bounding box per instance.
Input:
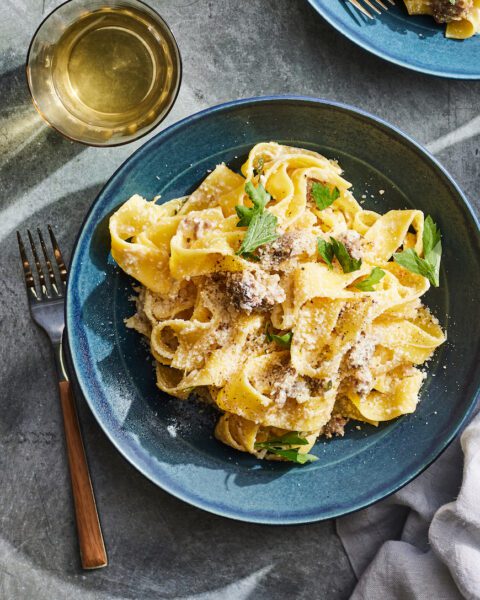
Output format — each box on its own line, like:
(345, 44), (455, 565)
(379, 189), (385, 195)
(167, 424), (178, 438)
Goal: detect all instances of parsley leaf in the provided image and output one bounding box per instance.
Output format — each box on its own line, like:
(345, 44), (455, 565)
(394, 248), (437, 285)
(355, 267), (385, 291)
(330, 237), (362, 273)
(236, 182), (278, 256)
(239, 251), (260, 262)
(236, 210), (278, 256)
(235, 181), (271, 227)
(244, 181), (270, 213)
(311, 182), (340, 210)
(423, 215), (441, 256)
(422, 215), (442, 287)
(235, 204), (255, 227)
(255, 432), (309, 447)
(318, 237), (362, 273)
(267, 449), (318, 464)
(393, 215), (442, 287)
(254, 432), (318, 464)
(265, 323), (293, 348)
(425, 238), (442, 288)
(317, 238), (334, 269)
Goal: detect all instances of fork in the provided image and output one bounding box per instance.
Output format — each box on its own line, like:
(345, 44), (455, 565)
(17, 226), (108, 570)
(348, 0), (395, 19)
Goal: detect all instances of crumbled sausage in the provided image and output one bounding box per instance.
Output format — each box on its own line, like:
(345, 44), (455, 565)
(224, 270), (286, 313)
(322, 414), (349, 439)
(431, 0), (472, 23)
(335, 230), (364, 261)
(258, 231), (317, 267)
(270, 367), (311, 406)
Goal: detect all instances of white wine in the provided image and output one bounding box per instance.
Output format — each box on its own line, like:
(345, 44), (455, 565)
(52, 6), (178, 132)
(27, 1), (181, 145)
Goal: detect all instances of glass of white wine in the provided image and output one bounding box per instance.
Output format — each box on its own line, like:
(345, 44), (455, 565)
(26, 0), (182, 146)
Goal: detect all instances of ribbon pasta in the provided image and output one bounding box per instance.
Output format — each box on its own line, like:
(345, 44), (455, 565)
(403, 0), (480, 39)
(110, 142), (445, 462)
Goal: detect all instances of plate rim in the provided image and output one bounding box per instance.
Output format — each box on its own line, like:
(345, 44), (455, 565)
(307, 0), (480, 80)
(66, 94), (480, 524)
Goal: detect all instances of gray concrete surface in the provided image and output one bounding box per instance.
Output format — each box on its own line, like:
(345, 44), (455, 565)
(0, 1), (478, 598)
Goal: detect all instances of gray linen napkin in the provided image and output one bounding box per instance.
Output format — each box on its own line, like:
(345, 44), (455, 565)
(337, 411), (480, 600)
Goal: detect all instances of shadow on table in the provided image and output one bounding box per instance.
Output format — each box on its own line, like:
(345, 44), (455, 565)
(0, 64), (87, 208)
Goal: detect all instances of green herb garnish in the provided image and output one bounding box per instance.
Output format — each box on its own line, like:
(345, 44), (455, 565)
(265, 323), (293, 348)
(266, 448), (318, 463)
(393, 216), (441, 287)
(255, 432), (309, 447)
(236, 211), (278, 256)
(254, 432), (318, 464)
(239, 251), (260, 262)
(311, 182), (340, 211)
(318, 237), (362, 273)
(235, 181), (270, 226)
(355, 267), (385, 291)
(317, 238), (334, 269)
(330, 237), (362, 273)
(235, 182), (278, 257)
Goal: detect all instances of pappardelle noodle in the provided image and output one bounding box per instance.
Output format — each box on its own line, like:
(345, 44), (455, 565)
(403, 0), (480, 39)
(109, 142), (445, 464)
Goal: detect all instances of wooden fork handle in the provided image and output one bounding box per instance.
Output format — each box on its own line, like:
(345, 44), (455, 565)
(59, 381), (108, 569)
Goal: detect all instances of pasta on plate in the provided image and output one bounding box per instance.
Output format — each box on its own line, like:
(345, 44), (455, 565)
(403, 0), (480, 39)
(109, 142), (445, 464)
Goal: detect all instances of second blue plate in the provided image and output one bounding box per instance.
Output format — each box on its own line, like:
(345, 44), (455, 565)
(309, 1), (480, 79)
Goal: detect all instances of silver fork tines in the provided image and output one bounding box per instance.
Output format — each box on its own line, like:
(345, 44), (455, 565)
(17, 225), (67, 361)
(48, 224), (67, 292)
(27, 229), (49, 298)
(17, 230), (38, 301)
(348, 0), (395, 19)
(17, 227), (66, 300)
(38, 228), (59, 296)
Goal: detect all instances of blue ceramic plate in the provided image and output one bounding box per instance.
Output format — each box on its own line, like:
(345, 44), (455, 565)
(308, 1), (480, 79)
(66, 96), (480, 524)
